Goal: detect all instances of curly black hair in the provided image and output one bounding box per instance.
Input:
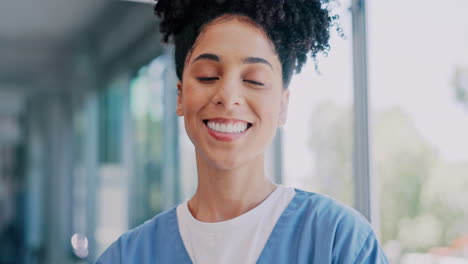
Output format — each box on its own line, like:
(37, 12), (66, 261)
(154, 0), (336, 88)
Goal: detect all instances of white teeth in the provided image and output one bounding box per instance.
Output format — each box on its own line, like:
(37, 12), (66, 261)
(207, 121), (249, 134)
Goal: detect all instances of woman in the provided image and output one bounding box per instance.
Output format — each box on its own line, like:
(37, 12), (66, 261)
(97, 0), (389, 263)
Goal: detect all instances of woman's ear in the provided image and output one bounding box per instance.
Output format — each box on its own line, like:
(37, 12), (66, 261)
(176, 81), (184, 117)
(278, 89), (290, 127)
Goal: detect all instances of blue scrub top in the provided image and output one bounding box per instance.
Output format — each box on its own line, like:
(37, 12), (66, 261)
(96, 189), (389, 263)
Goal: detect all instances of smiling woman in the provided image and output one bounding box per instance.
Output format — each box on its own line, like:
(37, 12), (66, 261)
(96, 0), (389, 263)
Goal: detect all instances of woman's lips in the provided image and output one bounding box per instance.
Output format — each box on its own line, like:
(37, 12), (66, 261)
(204, 118), (252, 125)
(203, 119), (252, 142)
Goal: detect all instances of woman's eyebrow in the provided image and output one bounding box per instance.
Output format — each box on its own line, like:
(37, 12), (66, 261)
(191, 53), (273, 70)
(243, 57), (273, 70)
(191, 53), (220, 64)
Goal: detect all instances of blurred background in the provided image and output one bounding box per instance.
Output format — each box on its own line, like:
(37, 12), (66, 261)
(0, 0), (467, 263)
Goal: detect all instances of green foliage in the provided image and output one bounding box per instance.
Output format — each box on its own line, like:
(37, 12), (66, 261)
(374, 109), (437, 248)
(421, 162), (468, 246)
(308, 102), (354, 206)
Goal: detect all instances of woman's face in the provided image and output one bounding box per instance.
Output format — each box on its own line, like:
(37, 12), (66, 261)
(177, 16), (289, 170)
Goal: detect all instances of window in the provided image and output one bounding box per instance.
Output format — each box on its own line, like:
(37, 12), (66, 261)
(129, 56), (166, 226)
(283, 0), (355, 207)
(95, 75), (130, 256)
(368, 1), (468, 262)
(98, 79), (125, 163)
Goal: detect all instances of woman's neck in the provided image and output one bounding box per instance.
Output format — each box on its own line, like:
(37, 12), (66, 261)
(188, 152), (277, 223)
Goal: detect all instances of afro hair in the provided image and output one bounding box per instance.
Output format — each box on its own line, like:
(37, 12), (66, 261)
(154, 0), (337, 88)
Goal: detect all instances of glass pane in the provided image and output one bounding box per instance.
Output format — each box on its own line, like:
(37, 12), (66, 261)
(283, 0), (354, 206)
(71, 102), (87, 238)
(95, 76), (130, 256)
(368, 1), (468, 262)
(98, 79), (125, 163)
(129, 56), (166, 226)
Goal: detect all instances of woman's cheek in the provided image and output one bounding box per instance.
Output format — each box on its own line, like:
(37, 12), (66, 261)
(185, 90), (206, 112)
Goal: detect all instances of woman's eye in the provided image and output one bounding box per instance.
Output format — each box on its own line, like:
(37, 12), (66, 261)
(244, 80), (264, 86)
(197, 77), (218, 82)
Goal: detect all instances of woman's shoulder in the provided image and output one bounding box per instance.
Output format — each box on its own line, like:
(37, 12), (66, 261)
(279, 188), (388, 263)
(95, 207), (188, 263)
(291, 188), (371, 231)
(121, 207), (177, 240)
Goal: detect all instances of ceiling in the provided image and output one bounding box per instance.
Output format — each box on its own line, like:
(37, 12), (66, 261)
(0, 0), (113, 42)
(0, 0), (159, 92)
(0, 0), (126, 89)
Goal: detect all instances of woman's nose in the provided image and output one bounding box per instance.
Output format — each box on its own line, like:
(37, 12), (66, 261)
(212, 79), (243, 109)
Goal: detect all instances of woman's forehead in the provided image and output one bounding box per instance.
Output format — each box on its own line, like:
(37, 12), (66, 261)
(187, 17), (281, 70)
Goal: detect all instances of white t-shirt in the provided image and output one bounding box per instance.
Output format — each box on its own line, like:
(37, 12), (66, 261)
(176, 185), (296, 264)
